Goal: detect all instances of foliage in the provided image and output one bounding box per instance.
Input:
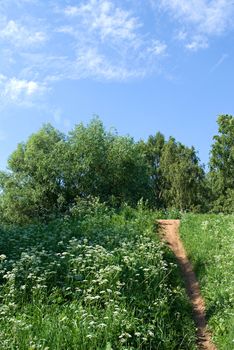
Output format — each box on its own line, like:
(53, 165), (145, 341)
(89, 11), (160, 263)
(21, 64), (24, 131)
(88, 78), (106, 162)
(0, 115), (233, 225)
(209, 115), (234, 213)
(180, 214), (234, 349)
(0, 119), (149, 224)
(0, 125), (67, 223)
(0, 204), (196, 349)
(67, 120), (149, 205)
(141, 135), (207, 211)
(138, 132), (165, 208)
(159, 138), (206, 211)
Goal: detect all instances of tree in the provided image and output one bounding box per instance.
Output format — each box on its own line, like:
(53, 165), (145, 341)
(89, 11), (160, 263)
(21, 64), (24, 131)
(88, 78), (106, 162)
(106, 136), (149, 205)
(0, 124), (67, 223)
(209, 115), (234, 213)
(159, 138), (206, 211)
(139, 132), (165, 208)
(0, 118), (149, 223)
(65, 118), (109, 201)
(67, 118), (149, 206)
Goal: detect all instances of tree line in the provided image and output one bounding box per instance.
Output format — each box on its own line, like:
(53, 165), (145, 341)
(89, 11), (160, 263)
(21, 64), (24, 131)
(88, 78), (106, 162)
(0, 115), (233, 224)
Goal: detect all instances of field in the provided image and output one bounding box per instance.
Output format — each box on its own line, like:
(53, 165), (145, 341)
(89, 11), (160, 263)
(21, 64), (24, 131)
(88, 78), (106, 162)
(180, 214), (234, 350)
(0, 203), (196, 350)
(1, 203), (233, 350)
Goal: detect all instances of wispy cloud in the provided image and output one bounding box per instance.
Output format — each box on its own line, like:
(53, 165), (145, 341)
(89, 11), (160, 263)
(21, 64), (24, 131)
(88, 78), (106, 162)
(52, 107), (71, 130)
(0, 19), (47, 47)
(64, 1), (140, 41)
(53, 0), (167, 80)
(147, 40), (167, 56)
(158, 0), (234, 34)
(0, 0), (232, 113)
(210, 53), (229, 72)
(185, 35), (209, 51)
(156, 0), (234, 50)
(73, 48), (147, 80)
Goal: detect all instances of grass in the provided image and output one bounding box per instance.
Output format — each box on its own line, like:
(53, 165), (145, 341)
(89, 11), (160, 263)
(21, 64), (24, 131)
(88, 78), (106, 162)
(180, 214), (234, 350)
(0, 202), (196, 350)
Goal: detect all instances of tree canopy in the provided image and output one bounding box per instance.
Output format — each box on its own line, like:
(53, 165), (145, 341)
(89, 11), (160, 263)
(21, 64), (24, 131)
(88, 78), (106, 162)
(0, 119), (149, 223)
(0, 115), (233, 224)
(209, 115), (234, 213)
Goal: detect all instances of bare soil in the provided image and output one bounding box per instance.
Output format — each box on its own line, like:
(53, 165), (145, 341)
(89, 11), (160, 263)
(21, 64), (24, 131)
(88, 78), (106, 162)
(158, 220), (217, 350)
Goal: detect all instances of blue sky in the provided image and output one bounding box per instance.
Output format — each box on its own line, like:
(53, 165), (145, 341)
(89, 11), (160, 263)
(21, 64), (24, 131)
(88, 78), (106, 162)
(0, 0), (234, 170)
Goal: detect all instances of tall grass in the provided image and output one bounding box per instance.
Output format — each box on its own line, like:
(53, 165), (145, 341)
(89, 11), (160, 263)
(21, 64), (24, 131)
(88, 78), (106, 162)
(0, 202), (196, 349)
(180, 214), (234, 350)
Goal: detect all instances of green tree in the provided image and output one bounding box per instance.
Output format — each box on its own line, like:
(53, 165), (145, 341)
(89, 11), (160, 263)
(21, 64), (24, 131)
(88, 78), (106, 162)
(0, 118), (149, 223)
(159, 138), (206, 211)
(139, 132), (165, 208)
(209, 115), (234, 213)
(66, 118), (109, 201)
(0, 124), (67, 223)
(106, 136), (149, 205)
(67, 118), (148, 206)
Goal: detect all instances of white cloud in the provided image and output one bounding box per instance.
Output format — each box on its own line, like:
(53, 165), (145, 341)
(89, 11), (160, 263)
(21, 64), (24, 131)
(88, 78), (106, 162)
(64, 0), (140, 42)
(159, 0), (234, 33)
(64, 6), (80, 16)
(0, 0), (169, 85)
(3, 0), (232, 90)
(176, 30), (187, 41)
(185, 35), (209, 51)
(0, 76), (47, 106)
(56, 0), (167, 80)
(147, 40), (167, 56)
(157, 0), (234, 50)
(0, 20), (47, 47)
(74, 48), (146, 80)
(0, 74), (7, 82)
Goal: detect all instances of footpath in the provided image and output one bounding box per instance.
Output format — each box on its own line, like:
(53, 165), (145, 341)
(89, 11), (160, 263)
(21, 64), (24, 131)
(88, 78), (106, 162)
(158, 220), (217, 350)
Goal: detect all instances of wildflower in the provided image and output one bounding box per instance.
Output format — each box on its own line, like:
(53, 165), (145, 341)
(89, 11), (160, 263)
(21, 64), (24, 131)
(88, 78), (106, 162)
(98, 323), (107, 328)
(148, 330), (154, 337)
(135, 332), (141, 337)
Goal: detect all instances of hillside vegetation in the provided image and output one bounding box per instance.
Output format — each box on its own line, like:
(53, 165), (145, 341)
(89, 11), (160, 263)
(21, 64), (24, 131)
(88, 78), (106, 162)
(0, 115), (233, 349)
(180, 214), (234, 349)
(0, 203), (196, 349)
(0, 115), (233, 224)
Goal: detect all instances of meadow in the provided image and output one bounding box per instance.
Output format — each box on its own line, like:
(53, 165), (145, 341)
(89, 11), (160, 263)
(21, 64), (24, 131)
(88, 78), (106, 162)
(0, 202), (196, 350)
(1, 196), (233, 350)
(180, 214), (234, 350)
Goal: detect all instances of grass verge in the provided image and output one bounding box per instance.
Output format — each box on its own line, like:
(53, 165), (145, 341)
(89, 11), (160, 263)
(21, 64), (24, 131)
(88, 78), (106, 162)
(180, 213), (234, 350)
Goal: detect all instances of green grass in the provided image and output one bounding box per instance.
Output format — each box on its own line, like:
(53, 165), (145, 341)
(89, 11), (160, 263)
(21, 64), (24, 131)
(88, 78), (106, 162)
(180, 214), (234, 350)
(0, 203), (196, 350)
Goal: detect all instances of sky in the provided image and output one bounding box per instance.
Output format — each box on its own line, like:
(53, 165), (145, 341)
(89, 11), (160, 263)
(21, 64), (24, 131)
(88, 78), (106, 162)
(0, 0), (234, 170)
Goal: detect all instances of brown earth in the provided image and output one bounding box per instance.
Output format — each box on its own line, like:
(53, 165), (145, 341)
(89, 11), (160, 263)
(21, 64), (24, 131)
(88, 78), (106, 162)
(158, 220), (217, 350)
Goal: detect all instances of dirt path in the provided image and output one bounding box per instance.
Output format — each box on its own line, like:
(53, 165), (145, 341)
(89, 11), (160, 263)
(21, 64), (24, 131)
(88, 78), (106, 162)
(158, 220), (217, 350)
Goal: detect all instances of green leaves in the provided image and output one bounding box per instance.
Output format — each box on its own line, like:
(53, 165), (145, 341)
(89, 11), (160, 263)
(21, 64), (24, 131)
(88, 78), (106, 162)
(0, 124), (67, 223)
(209, 115), (234, 213)
(142, 135), (206, 211)
(1, 115), (232, 224)
(0, 118), (149, 224)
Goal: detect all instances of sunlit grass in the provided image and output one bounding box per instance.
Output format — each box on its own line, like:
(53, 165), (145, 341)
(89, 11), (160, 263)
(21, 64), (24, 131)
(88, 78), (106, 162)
(180, 214), (234, 350)
(0, 204), (196, 349)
